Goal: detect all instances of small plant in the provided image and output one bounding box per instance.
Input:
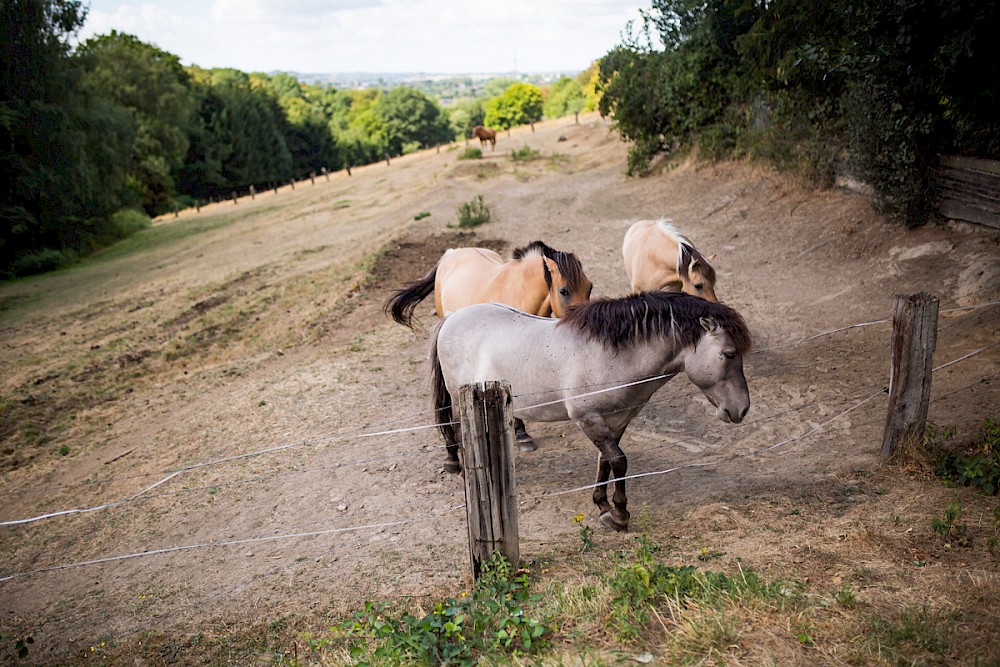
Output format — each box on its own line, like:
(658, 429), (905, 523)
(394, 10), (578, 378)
(455, 195), (491, 228)
(573, 513), (594, 553)
(933, 418), (1000, 495)
(931, 499), (970, 546)
(511, 145), (541, 162)
(458, 147), (482, 160)
(330, 552), (550, 665)
(1, 634), (34, 661)
(56, 445), (70, 456)
(414, 211), (431, 220)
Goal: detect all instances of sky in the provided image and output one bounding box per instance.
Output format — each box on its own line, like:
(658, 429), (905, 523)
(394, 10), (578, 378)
(76, 0), (653, 75)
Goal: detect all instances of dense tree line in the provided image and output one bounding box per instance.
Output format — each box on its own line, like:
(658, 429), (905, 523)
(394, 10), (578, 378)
(598, 0), (999, 224)
(4, 1), (600, 279)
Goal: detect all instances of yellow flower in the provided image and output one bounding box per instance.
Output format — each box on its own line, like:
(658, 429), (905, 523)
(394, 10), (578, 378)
(572, 513), (585, 524)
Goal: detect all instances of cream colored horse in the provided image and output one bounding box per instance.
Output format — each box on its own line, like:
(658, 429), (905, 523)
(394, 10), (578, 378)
(622, 219), (718, 300)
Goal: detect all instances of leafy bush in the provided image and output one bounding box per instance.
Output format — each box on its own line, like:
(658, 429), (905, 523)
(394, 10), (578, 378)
(7, 248), (77, 278)
(457, 147), (482, 160)
(456, 195), (491, 228)
(331, 553), (550, 665)
(934, 418), (1000, 495)
(510, 145), (540, 162)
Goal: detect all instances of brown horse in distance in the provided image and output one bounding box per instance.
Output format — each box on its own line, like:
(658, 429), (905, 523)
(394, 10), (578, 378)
(471, 125), (497, 151)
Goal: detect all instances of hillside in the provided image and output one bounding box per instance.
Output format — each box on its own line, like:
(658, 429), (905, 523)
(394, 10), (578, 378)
(1, 113), (998, 664)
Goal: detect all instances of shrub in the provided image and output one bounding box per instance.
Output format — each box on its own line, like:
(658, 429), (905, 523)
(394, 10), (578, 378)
(934, 418), (1000, 495)
(331, 553), (550, 665)
(7, 248), (77, 278)
(456, 195), (491, 228)
(457, 147), (482, 160)
(511, 145), (540, 162)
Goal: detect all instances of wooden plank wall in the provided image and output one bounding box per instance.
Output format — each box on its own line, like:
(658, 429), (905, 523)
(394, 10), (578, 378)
(934, 155), (1000, 230)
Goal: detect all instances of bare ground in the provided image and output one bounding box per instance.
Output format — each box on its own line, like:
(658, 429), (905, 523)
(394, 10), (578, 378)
(1, 113), (999, 664)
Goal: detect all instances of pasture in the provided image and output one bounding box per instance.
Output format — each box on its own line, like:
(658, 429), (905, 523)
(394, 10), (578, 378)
(1, 114), (998, 664)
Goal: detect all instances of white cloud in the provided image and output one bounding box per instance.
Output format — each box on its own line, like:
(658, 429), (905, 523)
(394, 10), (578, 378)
(78, 0), (648, 73)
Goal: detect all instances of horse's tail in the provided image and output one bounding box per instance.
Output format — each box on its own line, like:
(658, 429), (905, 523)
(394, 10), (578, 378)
(383, 263), (437, 329)
(430, 322), (458, 445)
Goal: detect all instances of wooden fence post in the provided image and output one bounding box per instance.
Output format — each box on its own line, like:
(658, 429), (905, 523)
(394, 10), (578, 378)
(309, 171), (316, 185)
(249, 184), (255, 200)
(881, 293), (939, 458)
(231, 190), (238, 204)
(384, 153), (391, 166)
(458, 381), (519, 581)
(322, 166), (329, 181)
(346, 163), (352, 176)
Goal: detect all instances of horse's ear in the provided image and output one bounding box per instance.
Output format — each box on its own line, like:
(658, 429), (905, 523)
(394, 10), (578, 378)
(542, 256), (556, 288)
(699, 316), (720, 333)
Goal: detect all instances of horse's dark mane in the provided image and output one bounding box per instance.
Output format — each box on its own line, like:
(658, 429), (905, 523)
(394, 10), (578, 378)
(558, 291), (751, 353)
(511, 240), (587, 293)
(677, 244), (717, 284)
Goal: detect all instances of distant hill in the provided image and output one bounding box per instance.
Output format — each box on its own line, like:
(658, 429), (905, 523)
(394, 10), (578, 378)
(275, 70), (579, 101)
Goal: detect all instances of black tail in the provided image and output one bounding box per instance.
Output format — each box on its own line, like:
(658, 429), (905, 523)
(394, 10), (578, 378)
(383, 263), (437, 329)
(430, 323), (458, 447)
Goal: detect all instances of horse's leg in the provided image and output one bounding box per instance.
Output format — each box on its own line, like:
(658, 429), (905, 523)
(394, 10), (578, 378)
(513, 417), (536, 452)
(593, 453), (613, 516)
(444, 402), (461, 474)
(576, 416), (630, 531)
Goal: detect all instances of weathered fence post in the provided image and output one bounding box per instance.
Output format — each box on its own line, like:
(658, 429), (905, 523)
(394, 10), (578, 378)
(309, 171), (316, 185)
(195, 201), (200, 213)
(346, 163), (352, 176)
(231, 190), (238, 204)
(459, 381), (519, 581)
(881, 293), (939, 459)
(249, 184), (255, 200)
(322, 166), (329, 181)
(289, 179), (295, 190)
(384, 153), (391, 166)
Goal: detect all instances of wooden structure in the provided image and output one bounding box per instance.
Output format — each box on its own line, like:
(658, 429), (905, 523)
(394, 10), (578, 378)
(458, 381), (519, 581)
(881, 293), (939, 458)
(934, 155), (1000, 230)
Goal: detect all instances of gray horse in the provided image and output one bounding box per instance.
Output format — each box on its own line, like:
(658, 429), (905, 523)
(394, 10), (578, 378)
(430, 291), (752, 532)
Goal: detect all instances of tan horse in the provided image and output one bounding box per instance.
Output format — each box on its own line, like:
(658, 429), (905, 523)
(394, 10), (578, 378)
(385, 240), (592, 326)
(471, 125), (497, 150)
(385, 240), (592, 448)
(622, 219), (718, 301)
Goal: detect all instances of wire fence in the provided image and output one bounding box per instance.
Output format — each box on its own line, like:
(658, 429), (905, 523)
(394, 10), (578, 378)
(1, 295), (997, 582)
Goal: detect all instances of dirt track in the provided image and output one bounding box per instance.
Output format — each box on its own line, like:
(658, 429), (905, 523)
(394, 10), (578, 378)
(1, 113), (998, 662)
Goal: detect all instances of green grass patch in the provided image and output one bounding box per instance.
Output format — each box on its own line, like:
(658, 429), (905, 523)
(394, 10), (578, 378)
(457, 147), (482, 160)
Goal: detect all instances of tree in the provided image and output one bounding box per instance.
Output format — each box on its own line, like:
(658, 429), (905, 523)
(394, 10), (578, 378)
(544, 77), (586, 122)
(375, 87), (452, 155)
(1, 0), (137, 275)
(77, 31), (196, 215)
(484, 83), (543, 131)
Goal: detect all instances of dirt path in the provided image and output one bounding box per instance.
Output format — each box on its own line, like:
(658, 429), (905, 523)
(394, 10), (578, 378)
(1, 114), (998, 662)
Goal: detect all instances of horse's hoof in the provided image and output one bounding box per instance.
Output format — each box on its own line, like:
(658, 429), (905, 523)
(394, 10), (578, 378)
(517, 438), (536, 452)
(599, 511), (629, 532)
(443, 460), (461, 474)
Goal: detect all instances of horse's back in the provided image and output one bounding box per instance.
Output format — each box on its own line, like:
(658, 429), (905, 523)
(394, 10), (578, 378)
(436, 303), (554, 385)
(623, 220), (682, 293)
(435, 247), (506, 315)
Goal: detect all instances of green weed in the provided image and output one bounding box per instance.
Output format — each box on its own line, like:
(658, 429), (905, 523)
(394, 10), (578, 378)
(329, 552), (550, 665)
(455, 195), (491, 228)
